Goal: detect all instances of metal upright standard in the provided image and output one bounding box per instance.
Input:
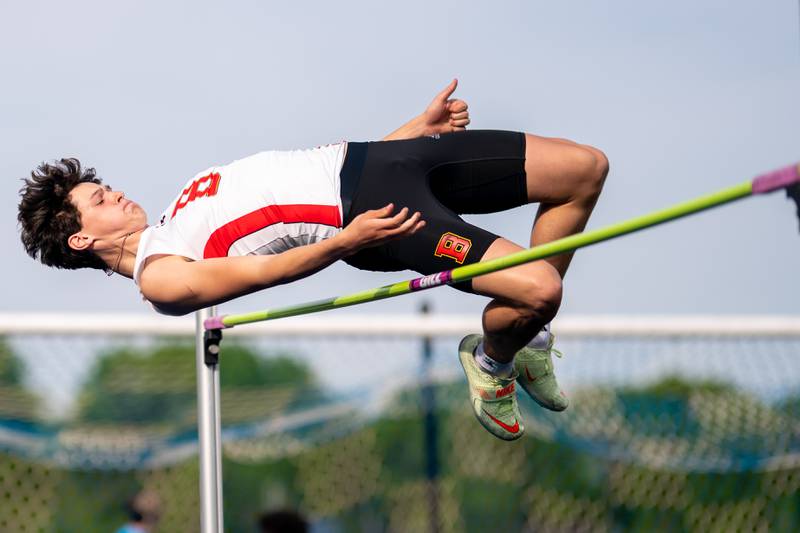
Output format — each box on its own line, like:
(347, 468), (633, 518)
(420, 302), (441, 533)
(196, 307), (224, 533)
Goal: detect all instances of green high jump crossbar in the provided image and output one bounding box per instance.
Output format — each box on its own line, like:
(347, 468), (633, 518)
(205, 163), (800, 331)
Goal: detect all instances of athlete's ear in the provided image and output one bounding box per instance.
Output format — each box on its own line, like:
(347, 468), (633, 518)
(68, 231), (94, 252)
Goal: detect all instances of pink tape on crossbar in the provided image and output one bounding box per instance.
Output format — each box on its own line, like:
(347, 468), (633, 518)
(752, 164), (800, 194)
(204, 316), (229, 330)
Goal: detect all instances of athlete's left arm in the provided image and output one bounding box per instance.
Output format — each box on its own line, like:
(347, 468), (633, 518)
(383, 79), (470, 141)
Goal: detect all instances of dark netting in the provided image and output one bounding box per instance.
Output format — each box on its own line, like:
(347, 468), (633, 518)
(1, 326), (800, 532)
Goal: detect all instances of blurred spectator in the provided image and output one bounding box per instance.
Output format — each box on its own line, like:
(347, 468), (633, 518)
(257, 509), (309, 533)
(114, 489), (161, 533)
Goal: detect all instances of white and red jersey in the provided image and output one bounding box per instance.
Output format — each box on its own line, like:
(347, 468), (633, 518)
(133, 142), (347, 286)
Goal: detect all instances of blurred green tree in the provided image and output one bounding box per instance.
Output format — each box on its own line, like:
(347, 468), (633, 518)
(62, 340), (322, 533)
(0, 337), (40, 419)
(76, 341), (319, 425)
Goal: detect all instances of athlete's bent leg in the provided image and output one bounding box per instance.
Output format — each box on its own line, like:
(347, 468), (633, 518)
(522, 134), (609, 278)
(461, 237), (567, 431)
(471, 238), (563, 364)
(468, 134), (607, 362)
(447, 132), (604, 435)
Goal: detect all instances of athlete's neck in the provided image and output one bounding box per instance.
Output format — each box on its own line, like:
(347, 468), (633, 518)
(102, 227), (146, 279)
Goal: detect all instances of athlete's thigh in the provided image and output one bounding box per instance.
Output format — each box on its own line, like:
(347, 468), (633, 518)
(385, 129), (525, 169)
(425, 131), (600, 211)
(469, 237), (562, 305)
(422, 130), (528, 215)
(523, 134), (601, 204)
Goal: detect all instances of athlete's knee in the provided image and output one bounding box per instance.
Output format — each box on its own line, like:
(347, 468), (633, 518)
(516, 269), (563, 320)
(585, 145), (610, 184)
(574, 145), (609, 200)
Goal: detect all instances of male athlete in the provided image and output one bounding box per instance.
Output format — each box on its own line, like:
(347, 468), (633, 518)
(18, 80), (608, 441)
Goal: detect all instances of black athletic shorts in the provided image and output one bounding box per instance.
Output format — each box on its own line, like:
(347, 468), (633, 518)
(339, 130), (528, 293)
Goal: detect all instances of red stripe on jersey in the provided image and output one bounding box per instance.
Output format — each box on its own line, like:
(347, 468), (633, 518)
(203, 204), (342, 259)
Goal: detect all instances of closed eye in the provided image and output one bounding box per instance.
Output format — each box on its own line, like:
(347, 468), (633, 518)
(96, 185), (112, 205)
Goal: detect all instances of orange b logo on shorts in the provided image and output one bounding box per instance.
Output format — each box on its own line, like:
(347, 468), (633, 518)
(434, 232), (472, 264)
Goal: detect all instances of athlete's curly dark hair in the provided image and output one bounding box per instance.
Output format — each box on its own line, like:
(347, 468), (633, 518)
(17, 158), (108, 270)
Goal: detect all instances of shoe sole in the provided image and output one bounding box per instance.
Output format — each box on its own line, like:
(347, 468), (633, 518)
(516, 377), (569, 412)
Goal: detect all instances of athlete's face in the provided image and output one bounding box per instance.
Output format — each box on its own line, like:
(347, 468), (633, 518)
(68, 182), (148, 253)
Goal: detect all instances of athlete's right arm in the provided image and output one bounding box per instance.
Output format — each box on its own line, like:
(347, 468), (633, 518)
(138, 204), (424, 316)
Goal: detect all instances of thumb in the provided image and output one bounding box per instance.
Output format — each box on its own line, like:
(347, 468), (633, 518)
(435, 78), (458, 103)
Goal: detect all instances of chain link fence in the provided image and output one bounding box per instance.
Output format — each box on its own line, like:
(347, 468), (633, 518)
(1, 313), (799, 532)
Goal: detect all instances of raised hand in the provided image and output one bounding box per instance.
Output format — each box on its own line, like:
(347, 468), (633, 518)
(421, 79), (471, 135)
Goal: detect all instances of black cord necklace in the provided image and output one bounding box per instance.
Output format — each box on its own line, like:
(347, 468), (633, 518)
(109, 231), (135, 276)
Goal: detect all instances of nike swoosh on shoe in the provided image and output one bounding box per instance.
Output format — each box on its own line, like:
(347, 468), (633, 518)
(482, 409), (520, 434)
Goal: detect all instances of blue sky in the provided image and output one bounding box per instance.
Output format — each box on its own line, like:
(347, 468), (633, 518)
(2, 0), (798, 317)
